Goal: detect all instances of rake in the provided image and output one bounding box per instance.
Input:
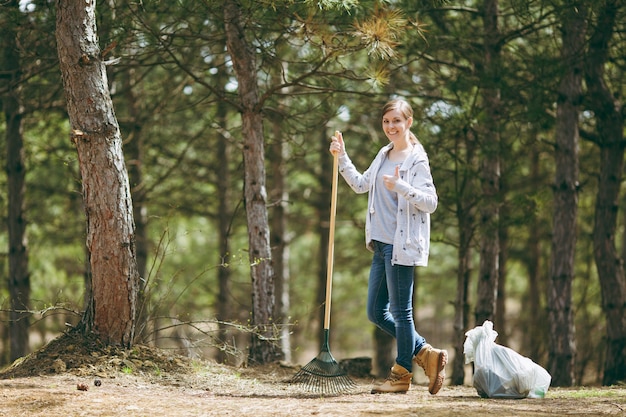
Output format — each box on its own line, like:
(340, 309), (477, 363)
(289, 142), (357, 395)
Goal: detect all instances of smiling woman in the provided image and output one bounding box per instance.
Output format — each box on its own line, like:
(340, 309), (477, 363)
(329, 99), (447, 395)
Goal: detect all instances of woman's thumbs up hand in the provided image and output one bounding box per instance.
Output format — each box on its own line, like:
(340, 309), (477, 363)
(383, 165), (400, 190)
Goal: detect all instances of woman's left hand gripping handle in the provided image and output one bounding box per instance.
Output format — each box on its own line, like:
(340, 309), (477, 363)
(330, 130), (345, 156)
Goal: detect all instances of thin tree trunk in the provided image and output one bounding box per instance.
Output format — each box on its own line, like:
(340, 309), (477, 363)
(475, 0), (501, 327)
(547, 2), (586, 386)
(270, 120), (290, 363)
(450, 129), (477, 386)
(451, 221), (472, 385)
(268, 53), (291, 362)
(214, 56), (233, 364)
(584, 0), (626, 386)
(3, 0), (30, 361)
(526, 147), (543, 361)
(56, 0), (138, 347)
(215, 126), (234, 364)
(223, 0), (279, 364)
(622, 191), (626, 264)
(374, 327), (394, 378)
(496, 205), (508, 346)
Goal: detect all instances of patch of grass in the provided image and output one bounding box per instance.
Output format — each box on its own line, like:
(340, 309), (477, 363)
(549, 386), (626, 399)
(190, 360), (206, 373)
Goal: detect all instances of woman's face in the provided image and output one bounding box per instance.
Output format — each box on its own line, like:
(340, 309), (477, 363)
(382, 109), (413, 143)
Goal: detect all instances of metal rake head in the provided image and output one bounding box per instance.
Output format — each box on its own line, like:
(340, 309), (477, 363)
(288, 350), (357, 395)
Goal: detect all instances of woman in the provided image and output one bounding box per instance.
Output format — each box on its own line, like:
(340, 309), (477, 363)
(329, 98), (447, 395)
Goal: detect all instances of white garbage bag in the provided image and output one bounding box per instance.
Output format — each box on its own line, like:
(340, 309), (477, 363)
(464, 320), (552, 399)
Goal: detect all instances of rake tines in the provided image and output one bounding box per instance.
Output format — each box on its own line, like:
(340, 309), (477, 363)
(288, 330), (356, 395)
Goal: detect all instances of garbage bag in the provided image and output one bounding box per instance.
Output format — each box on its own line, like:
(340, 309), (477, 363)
(464, 320), (551, 399)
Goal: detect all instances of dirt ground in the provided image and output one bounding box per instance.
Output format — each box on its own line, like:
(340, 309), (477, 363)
(0, 331), (625, 417)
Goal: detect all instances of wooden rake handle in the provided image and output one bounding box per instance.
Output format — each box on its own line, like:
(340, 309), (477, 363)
(324, 150), (339, 331)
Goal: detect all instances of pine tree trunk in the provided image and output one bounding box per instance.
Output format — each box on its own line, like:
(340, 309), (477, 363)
(223, 0), (279, 364)
(214, 55), (234, 364)
(450, 128), (477, 386)
(548, 2), (586, 387)
(496, 212), (508, 346)
(451, 232), (471, 385)
(3, 0), (30, 361)
(450, 132), (476, 385)
(584, 0), (626, 386)
(374, 327), (394, 378)
(475, 0), (501, 327)
(268, 49), (293, 363)
(270, 119), (290, 363)
(526, 147), (544, 361)
(56, 0), (138, 347)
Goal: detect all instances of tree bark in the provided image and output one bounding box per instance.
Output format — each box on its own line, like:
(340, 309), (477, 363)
(2, 0), (30, 361)
(268, 48), (291, 362)
(496, 206), (508, 346)
(450, 128), (477, 386)
(584, 0), (626, 386)
(475, 0), (501, 327)
(214, 53), (234, 364)
(451, 227), (471, 385)
(270, 119), (290, 363)
(547, 1), (586, 387)
(526, 147), (544, 361)
(56, 0), (138, 347)
(374, 327), (394, 378)
(223, 0), (279, 364)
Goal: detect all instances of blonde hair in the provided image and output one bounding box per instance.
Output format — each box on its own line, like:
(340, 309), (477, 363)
(381, 99), (419, 144)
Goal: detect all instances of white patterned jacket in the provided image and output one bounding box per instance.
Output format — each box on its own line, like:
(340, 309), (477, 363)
(337, 142), (438, 266)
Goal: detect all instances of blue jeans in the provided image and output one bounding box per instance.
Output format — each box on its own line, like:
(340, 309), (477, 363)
(367, 241), (426, 372)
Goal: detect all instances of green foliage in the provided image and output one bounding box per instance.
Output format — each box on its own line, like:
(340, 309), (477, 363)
(309, 0), (359, 11)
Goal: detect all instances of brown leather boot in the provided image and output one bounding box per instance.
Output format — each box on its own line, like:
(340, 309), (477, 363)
(371, 364), (412, 394)
(413, 344), (447, 395)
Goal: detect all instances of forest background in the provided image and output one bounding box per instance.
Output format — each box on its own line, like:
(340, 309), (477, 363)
(0, 0), (625, 391)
